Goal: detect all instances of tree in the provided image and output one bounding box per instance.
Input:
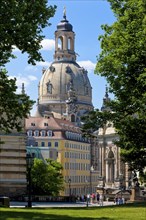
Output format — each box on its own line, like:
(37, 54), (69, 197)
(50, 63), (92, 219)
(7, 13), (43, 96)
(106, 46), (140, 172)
(0, 69), (35, 133)
(90, 0), (146, 173)
(31, 158), (64, 196)
(0, 0), (56, 66)
(0, 1), (56, 132)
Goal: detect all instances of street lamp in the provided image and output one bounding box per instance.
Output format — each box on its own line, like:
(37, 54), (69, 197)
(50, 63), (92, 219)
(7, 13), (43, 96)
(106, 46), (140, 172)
(90, 165), (94, 194)
(68, 178), (71, 202)
(85, 179), (89, 207)
(26, 153), (34, 208)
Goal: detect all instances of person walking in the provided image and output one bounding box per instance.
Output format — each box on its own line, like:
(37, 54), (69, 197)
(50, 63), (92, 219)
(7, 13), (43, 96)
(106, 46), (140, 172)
(99, 193), (103, 206)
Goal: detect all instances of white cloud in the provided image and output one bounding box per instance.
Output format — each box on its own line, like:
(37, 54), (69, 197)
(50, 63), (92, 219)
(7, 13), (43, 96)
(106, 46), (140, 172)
(24, 66), (38, 72)
(40, 39), (55, 51)
(78, 60), (96, 73)
(28, 75), (37, 81)
(12, 38), (55, 53)
(9, 74), (37, 93)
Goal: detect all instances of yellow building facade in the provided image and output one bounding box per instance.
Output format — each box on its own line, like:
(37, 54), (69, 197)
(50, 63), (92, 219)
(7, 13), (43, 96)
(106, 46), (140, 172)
(26, 116), (99, 196)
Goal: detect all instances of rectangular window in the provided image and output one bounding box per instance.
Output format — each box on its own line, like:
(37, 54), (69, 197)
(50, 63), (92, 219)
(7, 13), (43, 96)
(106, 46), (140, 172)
(41, 142), (45, 147)
(35, 142), (38, 146)
(48, 142), (51, 147)
(55, 142), (58, 147)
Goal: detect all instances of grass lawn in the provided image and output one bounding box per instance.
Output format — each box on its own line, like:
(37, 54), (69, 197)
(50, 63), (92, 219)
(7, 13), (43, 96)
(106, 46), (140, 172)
(0, 202), (146, 220)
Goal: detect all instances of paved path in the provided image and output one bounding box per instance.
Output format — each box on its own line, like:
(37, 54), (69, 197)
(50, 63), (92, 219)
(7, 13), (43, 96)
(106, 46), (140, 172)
(10, 201), (115, 208)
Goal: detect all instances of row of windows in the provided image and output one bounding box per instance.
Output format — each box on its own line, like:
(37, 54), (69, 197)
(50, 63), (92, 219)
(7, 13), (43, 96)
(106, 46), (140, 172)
(65, 131), (89, 142)
(64, 163), (90, 171)
(65, 143), (90, 151)
(34, 142), (59, 147)
(65, 186), (97, 195)
(64, 175), (98, 184)
(65, 152), (90, 160)
(27, 130), (53, 137)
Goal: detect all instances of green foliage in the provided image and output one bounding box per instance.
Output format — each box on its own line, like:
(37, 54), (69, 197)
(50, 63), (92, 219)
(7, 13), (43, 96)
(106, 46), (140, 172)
(94, 0), (146, 172)
(0, 69), (35, 133)
(138, 171), (146, 185)
(31, 158), (64, 196)
(81, 109), (112, 137)
(0, 0), (56, 66)
(0, 1), (56, 132)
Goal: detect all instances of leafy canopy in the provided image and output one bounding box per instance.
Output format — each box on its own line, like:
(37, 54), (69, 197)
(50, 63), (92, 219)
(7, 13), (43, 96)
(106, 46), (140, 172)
(0, 1), (56, 132)
(0, 0), (56, 66)
(84, 0), (146, 173)
(31, 158), (64, 196)
(0, 69), (35, 133)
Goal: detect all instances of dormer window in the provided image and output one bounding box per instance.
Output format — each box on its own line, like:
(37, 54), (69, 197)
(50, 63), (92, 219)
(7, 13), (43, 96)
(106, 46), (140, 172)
(47, 130), (52, 137)
(44, 123), (48, 126)
(34, 130), (39, 137)
(27, 130), (33, 137)
(41, 130), (46, 137)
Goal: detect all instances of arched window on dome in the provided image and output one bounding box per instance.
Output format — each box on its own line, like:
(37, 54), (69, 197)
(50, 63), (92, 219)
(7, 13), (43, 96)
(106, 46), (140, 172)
(71, 114), (75, 122)
(68, 37), (71, 50)
(46, 80), (52, 94)
(58, 36), (63, 50)
(68, 37), (74, 50)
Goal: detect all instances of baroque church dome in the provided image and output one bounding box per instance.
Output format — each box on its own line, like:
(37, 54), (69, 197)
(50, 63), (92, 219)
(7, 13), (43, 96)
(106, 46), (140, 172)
(36, 11), (93, 125)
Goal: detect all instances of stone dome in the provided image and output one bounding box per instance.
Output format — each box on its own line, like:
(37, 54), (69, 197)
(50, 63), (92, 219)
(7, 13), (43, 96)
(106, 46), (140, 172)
(36, 13), (93, 122)
(38, 60), (93, 117)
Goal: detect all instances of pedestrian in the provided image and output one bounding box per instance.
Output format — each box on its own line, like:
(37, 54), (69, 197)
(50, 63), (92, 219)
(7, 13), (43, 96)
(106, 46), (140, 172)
(99, 193), (103, 206)
(97, 193), (100, 204)
(122, 196), (125, 204)
(115, 195), (118, 205)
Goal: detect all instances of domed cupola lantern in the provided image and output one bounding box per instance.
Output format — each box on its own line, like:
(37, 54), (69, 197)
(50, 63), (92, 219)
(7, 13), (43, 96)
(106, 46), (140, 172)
(54, 7), (76, 62)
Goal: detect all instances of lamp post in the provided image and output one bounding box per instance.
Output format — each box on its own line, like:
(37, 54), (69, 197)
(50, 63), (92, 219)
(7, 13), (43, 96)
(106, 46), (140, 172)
(26, 154), (34, 208)
(90, 165), (94, 195)
(85, 179), (89, 207)
(68, 178), (71, 202)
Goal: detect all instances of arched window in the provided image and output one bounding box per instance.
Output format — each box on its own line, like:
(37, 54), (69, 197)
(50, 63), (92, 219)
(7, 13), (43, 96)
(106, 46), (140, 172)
(34, 130), (39, 137)
(58, 36), (63, 50)
(47, 130), (52, 137)
(27, 130), (33, 137)
(68, 37), (71, 50)
(68, 37), (73, 50)
(71, 114), (75, 122)
(41, 130), (46, 137)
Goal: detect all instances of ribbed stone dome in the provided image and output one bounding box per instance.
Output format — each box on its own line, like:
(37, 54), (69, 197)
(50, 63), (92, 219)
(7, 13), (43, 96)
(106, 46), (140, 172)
(39, 61), (92, 107)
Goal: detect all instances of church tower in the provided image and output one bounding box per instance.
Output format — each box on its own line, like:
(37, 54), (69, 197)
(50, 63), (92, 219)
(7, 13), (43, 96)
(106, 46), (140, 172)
(36, 9), (93, 125)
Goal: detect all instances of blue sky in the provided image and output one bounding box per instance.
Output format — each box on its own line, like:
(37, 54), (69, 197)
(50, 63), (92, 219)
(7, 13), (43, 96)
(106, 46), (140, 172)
(6, 0), (115, 115)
